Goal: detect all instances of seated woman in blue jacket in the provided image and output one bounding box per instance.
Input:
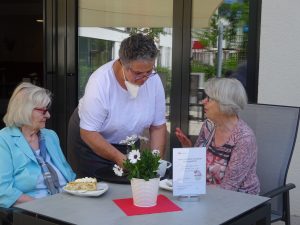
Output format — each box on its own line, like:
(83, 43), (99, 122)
(0, 82), (76, 208)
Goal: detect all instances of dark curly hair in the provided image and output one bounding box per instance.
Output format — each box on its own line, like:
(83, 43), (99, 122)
(119, 33), (158, 66)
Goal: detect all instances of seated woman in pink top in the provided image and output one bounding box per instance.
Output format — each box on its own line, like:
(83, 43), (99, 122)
(175, 78), (260, 195)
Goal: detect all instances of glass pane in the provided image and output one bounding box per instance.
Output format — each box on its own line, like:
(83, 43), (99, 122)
(78, 0), (173, 160)
(78, 37), (113, 97)
(189, 0), (250, 141)
(0, 2), (43, 129)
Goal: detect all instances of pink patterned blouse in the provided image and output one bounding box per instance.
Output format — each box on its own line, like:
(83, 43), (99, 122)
(194, 119), (260, 195)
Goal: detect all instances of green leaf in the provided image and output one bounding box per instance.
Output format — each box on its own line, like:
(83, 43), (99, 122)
(123, 147), (160, 181)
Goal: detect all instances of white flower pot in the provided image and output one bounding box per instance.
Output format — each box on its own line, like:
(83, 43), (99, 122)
(131, 177), (160, 207)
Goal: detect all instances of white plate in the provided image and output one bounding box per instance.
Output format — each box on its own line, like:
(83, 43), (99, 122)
(63, 182), (109, 197)
(159, 179), (173, 191)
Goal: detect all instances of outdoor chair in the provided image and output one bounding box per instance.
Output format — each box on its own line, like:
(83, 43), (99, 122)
(0, 207), (12, 225)
(67, 107), (80, 175)
(239, 103), (300, 225)
(0, 207), (23, 225)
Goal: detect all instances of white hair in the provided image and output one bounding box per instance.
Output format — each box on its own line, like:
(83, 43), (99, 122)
(3, 82), (52, 127)
(205, 78), (247, 115)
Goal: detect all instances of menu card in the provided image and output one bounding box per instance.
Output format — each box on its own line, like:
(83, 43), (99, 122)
(172, 147), (206, 196)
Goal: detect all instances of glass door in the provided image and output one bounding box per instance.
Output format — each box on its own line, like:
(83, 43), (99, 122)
(78, 0), (173, 159)
(0, 1), (43, 129)
(188, 0), (250, 141)
(77, 0), (245, 158)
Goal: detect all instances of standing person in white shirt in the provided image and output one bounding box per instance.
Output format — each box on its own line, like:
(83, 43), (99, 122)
(68, 33), (167, 177)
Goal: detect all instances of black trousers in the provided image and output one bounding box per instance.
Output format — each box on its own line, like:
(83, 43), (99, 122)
(67, 107), (138, 178)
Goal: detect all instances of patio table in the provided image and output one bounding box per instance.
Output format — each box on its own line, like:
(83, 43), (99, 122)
(14, 183), (270, 225)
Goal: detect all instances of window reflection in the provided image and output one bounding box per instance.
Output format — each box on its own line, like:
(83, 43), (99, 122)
(78, 0), (173, 159)
(189, 0), (250, 141)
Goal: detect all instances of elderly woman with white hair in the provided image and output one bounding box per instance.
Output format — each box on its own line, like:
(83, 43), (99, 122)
(0, 82), (75, 208)
(175, 78), (260, 194)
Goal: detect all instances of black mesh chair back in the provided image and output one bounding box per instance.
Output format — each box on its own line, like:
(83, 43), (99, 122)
(239, 103), (300, 225)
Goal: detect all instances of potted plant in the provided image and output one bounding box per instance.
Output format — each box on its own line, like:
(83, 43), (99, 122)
(113, 135), (161, 207)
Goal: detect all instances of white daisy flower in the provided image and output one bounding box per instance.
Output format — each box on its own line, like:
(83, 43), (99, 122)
(128, 134), (138, 141)
(119, 134), (138, 145)
(127, 140), (136, 146)
(138, 135), (149, 142)
(127, 135), (138, 145)
(128, 149), (141, 164)
(113, 164), (124, 176)
(152, 149), (160, 156)
(119, 139), (127, 145)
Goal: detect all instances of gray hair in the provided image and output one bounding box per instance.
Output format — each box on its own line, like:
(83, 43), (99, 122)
(204, 78), (247, 115)
(3, 82), (52, 127)
(119, 33), (158, 66)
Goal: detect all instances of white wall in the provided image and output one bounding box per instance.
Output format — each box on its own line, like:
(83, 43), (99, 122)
(259, 0), (300, 216)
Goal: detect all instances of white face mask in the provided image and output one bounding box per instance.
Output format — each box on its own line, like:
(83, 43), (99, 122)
(122, 68), (140, 98)
(125, 80), (140, 98)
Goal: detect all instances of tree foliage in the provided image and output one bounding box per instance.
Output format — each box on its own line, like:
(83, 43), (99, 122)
(128, 27), (165, 43)
(197, 0), (249, 49)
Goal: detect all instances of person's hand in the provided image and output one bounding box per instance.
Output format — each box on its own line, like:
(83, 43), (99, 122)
(175, 127), (192, 147)
(14, 194), (35, 206)
(116, 153), (127, 168)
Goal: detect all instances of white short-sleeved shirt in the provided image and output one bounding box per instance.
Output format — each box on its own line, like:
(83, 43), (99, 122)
(78, 60), (166, 144)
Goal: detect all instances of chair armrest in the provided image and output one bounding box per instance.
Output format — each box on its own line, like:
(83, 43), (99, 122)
(0, 207), (13, 216)
(0, 207), (13, 224)
(262, 183), (296, 198)
(0, 206), (22, 224)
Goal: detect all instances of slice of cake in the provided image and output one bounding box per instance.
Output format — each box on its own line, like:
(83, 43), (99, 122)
(65, 177), (97, 191)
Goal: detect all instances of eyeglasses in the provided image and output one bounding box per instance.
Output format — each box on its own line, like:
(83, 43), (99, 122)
(34, 107), (49, 115)
(128, 67), (157, 81)
(202, 92), (211, 102)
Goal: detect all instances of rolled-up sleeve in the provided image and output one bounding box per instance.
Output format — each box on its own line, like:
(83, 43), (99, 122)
(79, 75), (109, 132)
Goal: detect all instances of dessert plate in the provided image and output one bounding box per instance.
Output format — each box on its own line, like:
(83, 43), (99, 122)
(159, 179), (173, 191)
(63, 182), (109, 197)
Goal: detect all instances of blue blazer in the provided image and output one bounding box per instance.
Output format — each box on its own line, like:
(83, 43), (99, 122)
(0, 127), (76, 208)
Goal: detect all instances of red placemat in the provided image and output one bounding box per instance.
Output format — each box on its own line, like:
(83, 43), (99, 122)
(113, 194), (182, 216)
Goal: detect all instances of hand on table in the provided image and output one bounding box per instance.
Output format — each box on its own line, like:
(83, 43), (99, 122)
(14, 194), (35, 206)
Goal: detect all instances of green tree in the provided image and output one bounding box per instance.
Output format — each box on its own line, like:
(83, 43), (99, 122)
(196, 0), (249, 49)
(128, 28), (165, 43)
(219, 0), (249, 47)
